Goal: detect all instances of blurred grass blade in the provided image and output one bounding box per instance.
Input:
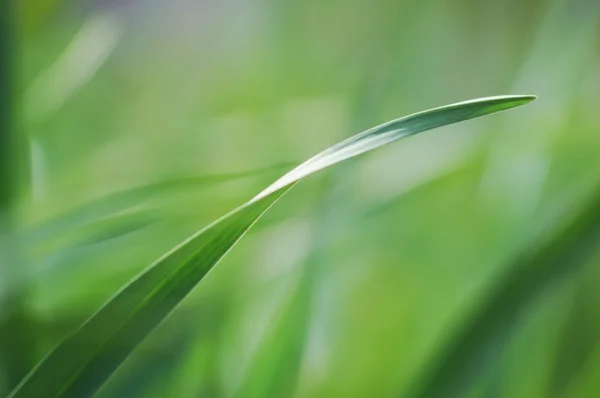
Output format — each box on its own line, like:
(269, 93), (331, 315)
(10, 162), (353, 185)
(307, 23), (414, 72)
(26, 163), (294, 246)
(8, 95), (535, 398)
(25, 164), (294, 278)
(407, 181), (600, 398)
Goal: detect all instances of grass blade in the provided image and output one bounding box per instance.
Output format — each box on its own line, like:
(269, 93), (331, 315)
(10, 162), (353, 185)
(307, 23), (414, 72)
(26, 163), (293, 246)
(8, 95), (535, 398)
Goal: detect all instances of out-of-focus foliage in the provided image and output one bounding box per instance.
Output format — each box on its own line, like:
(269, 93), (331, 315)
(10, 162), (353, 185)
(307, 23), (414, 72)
(1, 0), (599, 397)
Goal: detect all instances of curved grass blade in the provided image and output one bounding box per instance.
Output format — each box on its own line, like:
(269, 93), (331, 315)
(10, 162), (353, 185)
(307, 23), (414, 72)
(8, 95), (535, 398)
(406, 181), (600, 398)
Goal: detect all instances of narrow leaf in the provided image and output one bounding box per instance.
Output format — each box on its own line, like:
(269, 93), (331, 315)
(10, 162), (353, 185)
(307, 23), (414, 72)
(26, 163), (293, 246)
(9, 95), (535, 398)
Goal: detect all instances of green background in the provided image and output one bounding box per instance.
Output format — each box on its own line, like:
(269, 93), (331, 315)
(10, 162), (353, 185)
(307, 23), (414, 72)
(2, 0), (600, 396)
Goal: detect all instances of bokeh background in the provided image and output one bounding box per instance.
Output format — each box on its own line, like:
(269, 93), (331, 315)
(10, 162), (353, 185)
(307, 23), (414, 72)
(2, 0), (600, 397)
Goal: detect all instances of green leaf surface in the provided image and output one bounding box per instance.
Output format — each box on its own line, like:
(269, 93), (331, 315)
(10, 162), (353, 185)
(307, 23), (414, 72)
(8, 95), (535, 398)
